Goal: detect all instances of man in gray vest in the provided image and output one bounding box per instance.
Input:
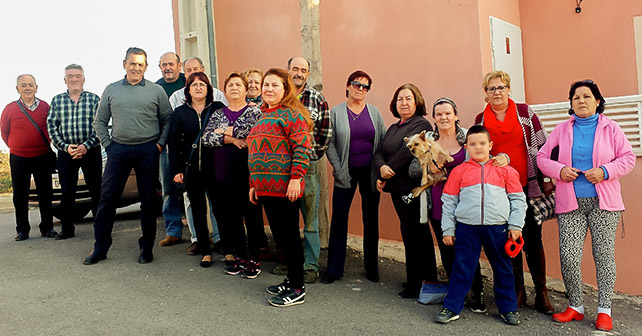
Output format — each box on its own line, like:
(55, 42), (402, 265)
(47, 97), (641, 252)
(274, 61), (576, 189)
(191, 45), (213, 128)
(83, 47), (172, 265)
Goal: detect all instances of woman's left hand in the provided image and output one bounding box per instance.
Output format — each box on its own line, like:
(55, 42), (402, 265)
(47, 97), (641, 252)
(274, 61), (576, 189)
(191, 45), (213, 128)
(491, 153), (509, 167)
(584, 167), (605, 184)
(286, 178), (302, 202)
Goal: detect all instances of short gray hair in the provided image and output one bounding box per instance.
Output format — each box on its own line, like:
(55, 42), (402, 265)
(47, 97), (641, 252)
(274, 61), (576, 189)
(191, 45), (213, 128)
(16, 74), (36, 85)
(65, 64), (84, 73)
(183, 56), (204, 68)
(124, 47), (147, 64)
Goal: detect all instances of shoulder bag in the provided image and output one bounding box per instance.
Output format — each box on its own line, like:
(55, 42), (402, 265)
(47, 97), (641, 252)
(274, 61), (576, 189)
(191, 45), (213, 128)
(16, 100), (57, 173)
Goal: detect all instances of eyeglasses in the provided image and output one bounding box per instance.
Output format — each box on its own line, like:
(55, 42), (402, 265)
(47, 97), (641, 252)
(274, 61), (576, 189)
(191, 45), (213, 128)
(350, 81), (371, 91)
(190, 82), (207, 88)
(486, 85), (508, 93)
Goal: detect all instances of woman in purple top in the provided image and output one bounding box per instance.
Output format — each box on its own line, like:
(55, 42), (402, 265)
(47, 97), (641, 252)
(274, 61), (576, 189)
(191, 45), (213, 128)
(323, 71), (387, 284)
(201, 72), (262, 278)
(409, 98), (486, 311)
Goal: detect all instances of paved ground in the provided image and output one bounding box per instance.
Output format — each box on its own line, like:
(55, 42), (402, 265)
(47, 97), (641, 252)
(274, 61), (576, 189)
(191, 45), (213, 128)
(1, 201), (641, 335)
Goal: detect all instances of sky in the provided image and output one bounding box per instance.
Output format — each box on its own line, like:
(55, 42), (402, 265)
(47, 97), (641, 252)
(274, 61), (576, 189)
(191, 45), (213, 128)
(0, 0), (175, 151)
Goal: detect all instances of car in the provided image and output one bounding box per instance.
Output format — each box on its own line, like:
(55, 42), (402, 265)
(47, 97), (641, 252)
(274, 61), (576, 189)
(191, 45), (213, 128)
(29, 148), (140, 222)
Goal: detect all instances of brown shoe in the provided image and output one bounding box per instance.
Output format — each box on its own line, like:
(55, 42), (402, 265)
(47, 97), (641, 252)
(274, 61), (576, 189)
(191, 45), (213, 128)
(186, 242), (199, 255)
(158, 235), (181, 247)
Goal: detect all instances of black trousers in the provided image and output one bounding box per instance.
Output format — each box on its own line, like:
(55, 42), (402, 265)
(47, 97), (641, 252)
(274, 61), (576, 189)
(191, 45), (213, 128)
(211, 181), (249, 259)
(57, 147), (102, 233)
(326, 165), (380, 278)
(391, 192), (438, 289)
(10, 153), (53, 235)
(185, 169), (213, 257)
(244, 200), (267, 260)
(430, 217), (483, 293)
(93, 141), (160, 254)
(262, 196), (304, 289)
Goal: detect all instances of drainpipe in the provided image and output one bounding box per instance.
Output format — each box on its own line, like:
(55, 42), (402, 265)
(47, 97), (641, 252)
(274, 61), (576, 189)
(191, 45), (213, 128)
(205, 0), (219, 88)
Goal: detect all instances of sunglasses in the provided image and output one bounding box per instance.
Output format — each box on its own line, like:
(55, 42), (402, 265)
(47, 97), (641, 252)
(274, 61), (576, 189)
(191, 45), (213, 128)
(350, 81), (371, 91)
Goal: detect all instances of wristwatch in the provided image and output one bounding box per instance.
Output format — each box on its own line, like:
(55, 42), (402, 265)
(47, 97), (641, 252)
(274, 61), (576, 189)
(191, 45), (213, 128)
(543, 177), (552, 183)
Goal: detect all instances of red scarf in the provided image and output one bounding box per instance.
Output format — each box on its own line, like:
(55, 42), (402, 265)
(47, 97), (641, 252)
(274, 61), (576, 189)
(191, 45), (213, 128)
(483, 99), (528, 187)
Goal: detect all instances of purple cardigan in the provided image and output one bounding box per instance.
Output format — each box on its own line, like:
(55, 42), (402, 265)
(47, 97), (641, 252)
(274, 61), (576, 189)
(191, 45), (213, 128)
(536, 114), (636, 213)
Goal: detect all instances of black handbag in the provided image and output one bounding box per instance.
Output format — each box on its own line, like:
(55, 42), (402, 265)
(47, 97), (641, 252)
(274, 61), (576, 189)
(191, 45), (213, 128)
(16, 100), (57, 173)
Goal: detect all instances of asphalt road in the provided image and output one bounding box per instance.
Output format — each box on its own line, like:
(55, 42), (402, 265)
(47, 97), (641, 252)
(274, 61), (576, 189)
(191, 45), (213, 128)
(1, 205), (641, 336)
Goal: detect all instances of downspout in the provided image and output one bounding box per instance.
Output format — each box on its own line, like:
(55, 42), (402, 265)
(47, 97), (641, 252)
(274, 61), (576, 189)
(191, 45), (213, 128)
(205, 0), (219, 88)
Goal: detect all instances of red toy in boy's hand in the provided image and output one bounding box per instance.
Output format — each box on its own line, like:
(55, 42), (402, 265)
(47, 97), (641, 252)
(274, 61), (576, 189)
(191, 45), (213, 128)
(505, 236), (524, 258)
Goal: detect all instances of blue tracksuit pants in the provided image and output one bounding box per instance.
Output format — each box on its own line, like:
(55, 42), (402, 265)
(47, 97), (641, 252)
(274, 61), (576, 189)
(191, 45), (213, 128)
(443, 223), (517, 315)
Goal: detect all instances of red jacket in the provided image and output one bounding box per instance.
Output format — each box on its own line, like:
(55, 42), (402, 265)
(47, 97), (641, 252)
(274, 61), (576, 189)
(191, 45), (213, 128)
(1, 100), (51, 157)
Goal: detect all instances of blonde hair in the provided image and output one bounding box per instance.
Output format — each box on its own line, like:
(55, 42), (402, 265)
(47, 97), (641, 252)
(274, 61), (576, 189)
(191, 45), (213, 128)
(244, 68), (263, 79)
(482, 70), (511, 90)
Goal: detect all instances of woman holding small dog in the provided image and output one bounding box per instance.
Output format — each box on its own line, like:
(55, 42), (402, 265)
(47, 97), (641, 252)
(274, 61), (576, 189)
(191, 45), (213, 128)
(323, 70), (386, 284)
(373, 83), (435, 298)
(474, 70), (554, 314)
(537, 80), (635, 331)
(409, 97), (487, 312)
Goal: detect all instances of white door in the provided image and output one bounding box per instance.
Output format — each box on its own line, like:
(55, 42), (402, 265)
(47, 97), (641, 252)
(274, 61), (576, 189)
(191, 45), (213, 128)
(490, 17), (526, 103)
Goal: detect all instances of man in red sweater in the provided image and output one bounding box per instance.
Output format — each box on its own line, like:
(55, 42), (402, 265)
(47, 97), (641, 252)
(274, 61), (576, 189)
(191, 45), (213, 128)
(1, 74), (57, 241)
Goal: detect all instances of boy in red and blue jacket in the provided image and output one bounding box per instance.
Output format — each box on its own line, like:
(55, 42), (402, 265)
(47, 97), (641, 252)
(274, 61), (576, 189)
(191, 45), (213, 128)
(435, 125), (526, 325)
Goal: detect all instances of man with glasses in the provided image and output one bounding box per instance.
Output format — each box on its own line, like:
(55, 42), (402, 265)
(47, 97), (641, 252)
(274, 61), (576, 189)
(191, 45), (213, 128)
(84, 47), (172, 265)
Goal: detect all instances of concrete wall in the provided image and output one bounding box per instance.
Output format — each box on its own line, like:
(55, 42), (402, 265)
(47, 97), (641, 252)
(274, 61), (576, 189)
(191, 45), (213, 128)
(519, 0), (642, 103)
(517, 0), (642, 297)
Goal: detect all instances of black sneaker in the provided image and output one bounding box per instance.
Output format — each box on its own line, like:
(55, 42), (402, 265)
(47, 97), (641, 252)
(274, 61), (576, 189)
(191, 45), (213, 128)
(268, 287), (305, 307)
(469, 291), (487, 313)
(224, 259), (243, 275)
(266, 279), (291, 295)
(501, 311), (520, 325)
(241, 260), (261, 279)
(435, 308), (460, 324)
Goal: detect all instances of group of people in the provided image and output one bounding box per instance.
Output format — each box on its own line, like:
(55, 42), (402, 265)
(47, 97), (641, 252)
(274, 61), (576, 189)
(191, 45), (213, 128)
(1, 47), (635, 329)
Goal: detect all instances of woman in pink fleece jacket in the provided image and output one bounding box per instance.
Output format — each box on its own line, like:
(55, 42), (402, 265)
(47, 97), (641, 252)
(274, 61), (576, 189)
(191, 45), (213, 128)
(536, 80), (635, 332)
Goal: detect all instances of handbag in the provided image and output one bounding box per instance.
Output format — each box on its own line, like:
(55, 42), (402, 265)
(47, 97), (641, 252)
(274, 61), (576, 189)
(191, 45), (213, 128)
(417, 281), (448, 305)
(528, 193), (556, 225)
(16, 100), (57, 173)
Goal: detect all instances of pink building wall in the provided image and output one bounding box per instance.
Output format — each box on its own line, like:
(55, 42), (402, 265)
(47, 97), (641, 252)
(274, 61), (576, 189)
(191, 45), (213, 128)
(171, 0), (642, 295)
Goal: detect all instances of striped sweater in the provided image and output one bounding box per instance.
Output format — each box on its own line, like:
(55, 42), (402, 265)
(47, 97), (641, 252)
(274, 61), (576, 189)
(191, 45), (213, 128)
(247, 105), (312, 197)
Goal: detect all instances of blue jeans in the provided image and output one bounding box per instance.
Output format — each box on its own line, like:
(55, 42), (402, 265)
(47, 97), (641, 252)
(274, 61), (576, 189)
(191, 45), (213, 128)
(443, 223), (517, 315)
(159, 148), (183, 239)
(184, 192), (220, 243)
(300, 160), (321, 271)
(93, 141), (160, 253)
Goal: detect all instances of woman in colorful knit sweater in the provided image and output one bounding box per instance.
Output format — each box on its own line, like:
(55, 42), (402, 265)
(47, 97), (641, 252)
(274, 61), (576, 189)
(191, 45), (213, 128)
(247, 68), (313, 307)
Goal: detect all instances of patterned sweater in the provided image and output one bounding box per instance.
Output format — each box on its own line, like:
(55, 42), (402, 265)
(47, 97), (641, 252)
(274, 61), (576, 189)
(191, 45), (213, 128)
(247, 105), (312, 197)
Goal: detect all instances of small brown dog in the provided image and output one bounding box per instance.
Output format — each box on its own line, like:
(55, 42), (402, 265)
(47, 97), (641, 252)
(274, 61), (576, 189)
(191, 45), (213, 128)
(404, 130), (454, 198)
